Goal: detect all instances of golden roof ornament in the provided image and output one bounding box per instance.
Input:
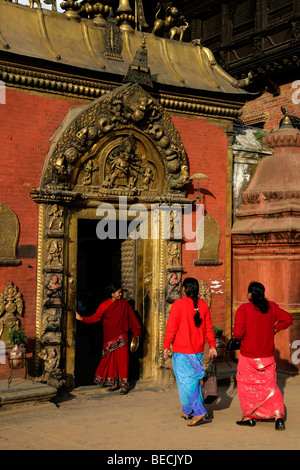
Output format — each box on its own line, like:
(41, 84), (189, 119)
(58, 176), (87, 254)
(134, 0), (148, 31)
(117, 0), (135, 32)
(104, 9), (123, 60)
(123, 36), (153, 88)
(60, 0), (81, 20)
(280, 106), (300, 130)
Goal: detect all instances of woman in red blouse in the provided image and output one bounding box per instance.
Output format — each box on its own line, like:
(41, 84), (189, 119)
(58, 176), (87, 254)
(233, 281), (293, 430)
(163, 277), (217, 427)
(76, 285), (141, 394)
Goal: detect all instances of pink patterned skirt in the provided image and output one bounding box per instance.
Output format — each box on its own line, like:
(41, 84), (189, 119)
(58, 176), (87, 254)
(236, 354), (285, 420)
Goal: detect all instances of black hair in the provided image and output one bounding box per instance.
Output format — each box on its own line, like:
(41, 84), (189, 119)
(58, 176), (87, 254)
(105, 284), (122, 297)
(183, 277), (202, 328)
(248, 282), (269, 313)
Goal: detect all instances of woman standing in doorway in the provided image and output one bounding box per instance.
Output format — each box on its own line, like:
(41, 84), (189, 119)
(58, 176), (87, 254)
(163, 277), (217, 426)
(76, 284), (141, 394)
(233, 281), (293, 430)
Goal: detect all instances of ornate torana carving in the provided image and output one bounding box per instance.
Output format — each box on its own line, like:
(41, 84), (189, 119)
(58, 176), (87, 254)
(41, 83), (188, 198)
(0, 282), (24, 348)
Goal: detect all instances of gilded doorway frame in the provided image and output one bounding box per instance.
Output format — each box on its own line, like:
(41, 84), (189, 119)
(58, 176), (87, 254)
(33, 199), (183, 388)
(30, 81), (192, 388)
(64, 204), (170, 387)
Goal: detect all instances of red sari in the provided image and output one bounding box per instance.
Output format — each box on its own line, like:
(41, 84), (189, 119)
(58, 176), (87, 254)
(81, 298), (141, 388)
(237, 354), (285, 420)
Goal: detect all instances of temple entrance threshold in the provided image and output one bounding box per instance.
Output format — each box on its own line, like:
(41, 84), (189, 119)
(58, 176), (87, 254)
(74, 219), (141, 387)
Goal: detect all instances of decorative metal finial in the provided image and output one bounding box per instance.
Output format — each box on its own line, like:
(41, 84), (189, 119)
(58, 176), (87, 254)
(123, 36), (153, 87)
(190, 173), (210, 202)
(116, 0), (134, 32)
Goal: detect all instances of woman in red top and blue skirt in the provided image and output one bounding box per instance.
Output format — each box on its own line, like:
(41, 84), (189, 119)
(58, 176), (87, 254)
(163, 278), (217, 427)
(233, 282), (293, 430)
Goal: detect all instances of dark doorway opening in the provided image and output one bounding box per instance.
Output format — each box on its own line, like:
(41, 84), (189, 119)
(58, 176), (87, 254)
(75, 219), (141, 387)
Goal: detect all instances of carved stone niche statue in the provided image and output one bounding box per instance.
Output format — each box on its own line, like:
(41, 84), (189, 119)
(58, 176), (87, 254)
(41, 308), (62, 335)
(44, 273), (63, 307)
(166, 271), (181, 304)
(46, 240), (63, 269)
(0, 203), (21, 266)
(198, 280), (212, 308)
(166, 242), (181, 270)
(194, 214), (223, 266)
(0, 282), (24, 349)
(38, 345), (64, 389)
(47, 204), (64, 234)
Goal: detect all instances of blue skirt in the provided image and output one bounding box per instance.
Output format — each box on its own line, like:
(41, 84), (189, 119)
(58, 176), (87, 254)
(173, 352), (207, 417)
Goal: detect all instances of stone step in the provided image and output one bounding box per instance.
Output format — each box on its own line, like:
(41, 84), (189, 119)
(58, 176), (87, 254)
(0, 379), (57, 409)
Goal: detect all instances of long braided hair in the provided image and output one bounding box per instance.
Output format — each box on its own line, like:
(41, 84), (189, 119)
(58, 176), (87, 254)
(183, 277), (202, 327)
(248, 282), (269, 313)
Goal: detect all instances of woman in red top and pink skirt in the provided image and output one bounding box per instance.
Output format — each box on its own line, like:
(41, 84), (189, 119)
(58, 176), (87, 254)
(76, 284), (141, 394)
(233, 282), (293, 430)
(163, 278), (217, 427)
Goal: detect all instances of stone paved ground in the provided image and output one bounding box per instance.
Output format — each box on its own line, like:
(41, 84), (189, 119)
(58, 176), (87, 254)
(0, 373), (299, 453)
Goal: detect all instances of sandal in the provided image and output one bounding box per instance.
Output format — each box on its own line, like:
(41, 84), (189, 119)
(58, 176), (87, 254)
(108, 385), (119, 392)
(181, 413), (193, 420)
(187, 416), (212, 427)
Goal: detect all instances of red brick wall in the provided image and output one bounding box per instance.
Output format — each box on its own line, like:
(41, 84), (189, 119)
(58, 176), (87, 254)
(0, 89), (83, 360)
(172, 116), (228, 330)
(242, 81), (300, 130)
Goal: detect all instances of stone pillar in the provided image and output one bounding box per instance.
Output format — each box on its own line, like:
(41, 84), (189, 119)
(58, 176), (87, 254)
(232, 116), (300, 373)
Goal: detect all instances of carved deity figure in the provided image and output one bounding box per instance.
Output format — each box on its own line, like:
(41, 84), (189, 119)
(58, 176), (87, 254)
(42, 308), (62, 334)
(166, 271), (181, 303)
(0, 282), (23, 343)
(39, 346), (64, 389)
(167, 242), (181, 268)
(104, 135), (140, 189)
(48, 204), (63, 231)
(142, 167), (153, 189)
(82, 160), (98, 186)
(198, 280), (212, 308)
(44, 274), (62, 307)
(46, 240), (63, 267)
